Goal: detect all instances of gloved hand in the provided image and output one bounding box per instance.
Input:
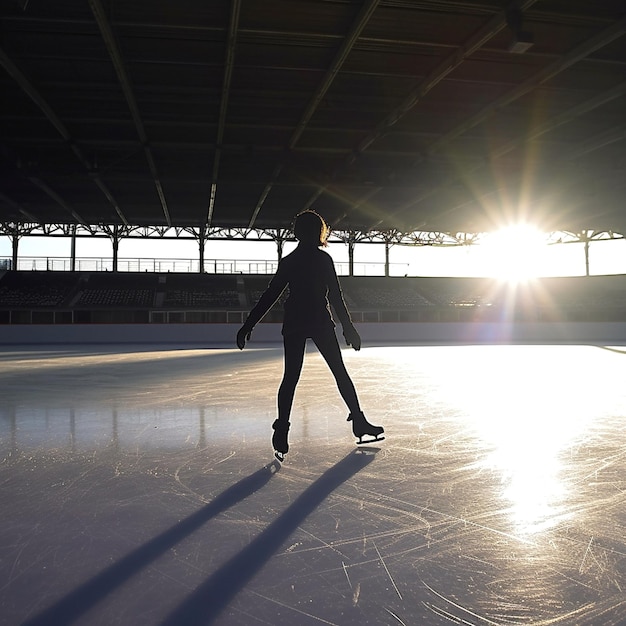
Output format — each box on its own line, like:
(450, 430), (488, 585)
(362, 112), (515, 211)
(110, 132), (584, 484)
(236, 325), (252, 350)
(343, 323), (361, 351)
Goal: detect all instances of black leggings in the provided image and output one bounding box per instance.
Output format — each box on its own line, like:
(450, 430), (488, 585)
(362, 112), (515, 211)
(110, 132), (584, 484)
(277, 329), (361, 422)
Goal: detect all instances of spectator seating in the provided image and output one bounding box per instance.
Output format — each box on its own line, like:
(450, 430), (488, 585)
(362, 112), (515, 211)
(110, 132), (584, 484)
(0, 271), (626, 323)
(75, 273), (157, 307)
(163, 274), (239, 308)
(414, 277), (495, 307)
(243, 276), (286, 309)
(341, 277), (435, 308)
(0, 271), (77, 307)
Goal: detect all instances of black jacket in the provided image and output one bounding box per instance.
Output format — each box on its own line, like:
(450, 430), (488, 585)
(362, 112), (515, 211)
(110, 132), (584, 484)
(243, 244), (352, 336)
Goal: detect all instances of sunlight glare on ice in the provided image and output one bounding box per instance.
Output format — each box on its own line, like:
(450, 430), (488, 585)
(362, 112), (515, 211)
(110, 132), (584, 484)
(425, 345), (617, 534)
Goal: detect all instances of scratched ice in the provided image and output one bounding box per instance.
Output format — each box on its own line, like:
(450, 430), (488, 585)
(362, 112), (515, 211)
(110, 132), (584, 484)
(0, 343), (625, 625)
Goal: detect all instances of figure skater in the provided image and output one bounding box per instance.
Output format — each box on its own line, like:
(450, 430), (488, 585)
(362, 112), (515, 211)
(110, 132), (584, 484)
(236, 210), (384, 461)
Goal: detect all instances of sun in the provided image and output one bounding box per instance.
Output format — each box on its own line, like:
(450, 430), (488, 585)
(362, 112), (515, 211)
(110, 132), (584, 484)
(479, 224), (546, 281)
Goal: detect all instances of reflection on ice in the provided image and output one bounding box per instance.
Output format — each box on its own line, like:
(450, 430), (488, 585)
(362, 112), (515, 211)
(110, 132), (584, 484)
(0, 346), (284, 454)
(466, 405), (581, 534)
(485, 444), (568, 534)
(1, 344), (625, 626)
(422, 345), (624, 534)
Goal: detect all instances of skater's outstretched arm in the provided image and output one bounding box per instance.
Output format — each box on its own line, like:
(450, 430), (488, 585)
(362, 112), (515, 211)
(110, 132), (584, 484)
(325, 256), (361, 351)
(237, 268), (288, 349)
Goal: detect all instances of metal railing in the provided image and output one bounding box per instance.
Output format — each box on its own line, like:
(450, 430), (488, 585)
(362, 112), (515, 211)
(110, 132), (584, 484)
(0, 256), (409, 276)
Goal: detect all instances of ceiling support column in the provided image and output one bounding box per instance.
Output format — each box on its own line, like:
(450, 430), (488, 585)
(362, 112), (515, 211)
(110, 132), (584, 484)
(347, 235), (356, 277)
(70, 224), (77, 272)
(198, 226), (207, 273)
(269, 228), (290, 262)
(11, 231), (19, 271)
(111, 224), (120, 272)
(97, 224), (130, 272)
(0, 222), (38, 271)
(384, 241), (390, 278)
(583, 233), (591, 277)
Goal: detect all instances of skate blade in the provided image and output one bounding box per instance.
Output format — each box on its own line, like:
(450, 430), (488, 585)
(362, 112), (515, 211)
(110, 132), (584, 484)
(274, 451), (286, 463)
(356, 434), (385, 445)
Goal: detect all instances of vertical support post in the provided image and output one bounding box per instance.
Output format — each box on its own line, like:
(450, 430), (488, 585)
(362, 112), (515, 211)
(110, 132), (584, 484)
(348, 236), (355, 276)
(70, 223), (77, 272)
(577, 230), (592, 277)
(198, 225), (206, 273)
(11, 231), (19, 270)
(384, 240), (390, 277)
(270, 228), (288, 263)
(112, 224), (119, 272)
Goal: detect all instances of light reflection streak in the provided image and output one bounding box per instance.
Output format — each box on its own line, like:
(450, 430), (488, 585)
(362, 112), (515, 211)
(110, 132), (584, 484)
(415, 345), (622, 535)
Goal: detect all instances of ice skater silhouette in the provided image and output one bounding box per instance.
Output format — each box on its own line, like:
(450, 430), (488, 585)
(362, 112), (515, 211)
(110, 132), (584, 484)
(237, 210), (384, 461)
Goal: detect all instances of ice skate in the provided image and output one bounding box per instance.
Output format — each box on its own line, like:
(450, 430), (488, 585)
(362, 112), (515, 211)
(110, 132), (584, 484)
(272, 419), (290, 462)
(347, 411), (384, 445)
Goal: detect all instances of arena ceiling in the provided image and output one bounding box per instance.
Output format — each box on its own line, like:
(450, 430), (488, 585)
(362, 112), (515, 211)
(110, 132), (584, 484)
(0, 0), (625, 237)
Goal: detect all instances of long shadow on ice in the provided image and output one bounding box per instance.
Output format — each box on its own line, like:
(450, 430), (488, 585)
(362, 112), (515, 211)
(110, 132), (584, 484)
(23, 461), (281, 626)
(161, 448), (378, 626)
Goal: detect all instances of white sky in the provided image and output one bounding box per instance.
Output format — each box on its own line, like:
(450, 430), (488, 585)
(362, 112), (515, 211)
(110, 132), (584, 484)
(1, 227), (626, 278)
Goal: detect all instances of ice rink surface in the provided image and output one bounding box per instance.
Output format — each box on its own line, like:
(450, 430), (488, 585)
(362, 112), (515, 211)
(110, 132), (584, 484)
(1, 342), (625, 625)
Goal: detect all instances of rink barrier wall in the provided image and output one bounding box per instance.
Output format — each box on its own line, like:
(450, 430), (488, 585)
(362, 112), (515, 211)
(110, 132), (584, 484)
(0, 321), (625, 345)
